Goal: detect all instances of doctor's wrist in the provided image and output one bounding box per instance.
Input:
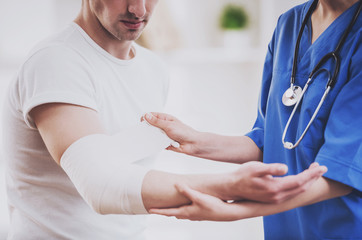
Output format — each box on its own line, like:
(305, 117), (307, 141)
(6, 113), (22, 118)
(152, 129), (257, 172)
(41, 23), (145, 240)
(189, 132), (227, 159)
(183, 132), (211, 158)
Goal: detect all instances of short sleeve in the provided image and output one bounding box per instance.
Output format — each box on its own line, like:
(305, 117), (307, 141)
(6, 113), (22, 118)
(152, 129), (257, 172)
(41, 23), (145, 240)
(18, 44), (99, 129)
(316, 35), (362, 192)
(245, 37), (275, 151)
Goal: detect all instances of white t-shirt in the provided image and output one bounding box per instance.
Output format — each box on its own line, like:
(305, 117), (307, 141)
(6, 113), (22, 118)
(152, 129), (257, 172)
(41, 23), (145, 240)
(2, 22), (169, 240)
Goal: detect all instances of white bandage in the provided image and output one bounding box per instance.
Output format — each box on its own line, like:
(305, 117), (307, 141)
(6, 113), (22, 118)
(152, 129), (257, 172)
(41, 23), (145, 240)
(60, 121), (173, 214)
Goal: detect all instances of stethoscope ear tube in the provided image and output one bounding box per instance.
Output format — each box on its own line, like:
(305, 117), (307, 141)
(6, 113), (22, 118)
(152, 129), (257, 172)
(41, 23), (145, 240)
(309, 52), (340, 89)
(282, 0), (361, 149)
(290, 0), (319, 85)
(328, 54), (340, 88)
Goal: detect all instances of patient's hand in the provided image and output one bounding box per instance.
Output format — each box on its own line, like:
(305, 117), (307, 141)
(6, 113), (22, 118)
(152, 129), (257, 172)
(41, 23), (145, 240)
(149, 161), (327, 219)
(149, 163), (342, 223)
(143, 113), (327, 205)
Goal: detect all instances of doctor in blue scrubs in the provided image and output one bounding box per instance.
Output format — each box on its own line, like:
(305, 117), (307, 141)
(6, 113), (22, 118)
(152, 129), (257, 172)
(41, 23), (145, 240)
(146, 0), (362, 239)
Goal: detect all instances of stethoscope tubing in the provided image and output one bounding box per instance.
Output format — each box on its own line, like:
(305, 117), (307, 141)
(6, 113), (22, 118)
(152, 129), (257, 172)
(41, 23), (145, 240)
(290, 0), (319, 85)
(282, 83), (331, 150)
(291, 0), (361, 87)
(309, 52), (340, 88)
(282, 0), (361, 149)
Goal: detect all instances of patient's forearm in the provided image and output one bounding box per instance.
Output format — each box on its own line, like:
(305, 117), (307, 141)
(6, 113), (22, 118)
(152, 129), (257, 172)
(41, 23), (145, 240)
(142, 170), (228, 210)
(142, 161), (330, 211)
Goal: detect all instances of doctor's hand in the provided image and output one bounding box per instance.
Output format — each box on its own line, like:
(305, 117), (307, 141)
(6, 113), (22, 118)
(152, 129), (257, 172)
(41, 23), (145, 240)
(209, 161), (327, 204)
(150, 164), (339, 222)
(149, 162), (327, 221)
(143, 112), (201, 155)
(150, 184), (251, 221)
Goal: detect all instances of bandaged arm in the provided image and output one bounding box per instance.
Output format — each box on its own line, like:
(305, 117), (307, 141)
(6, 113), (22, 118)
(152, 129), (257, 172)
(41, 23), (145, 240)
(60, 121), (174, 214)
(31, 103), (193, 214)
(31, 103), (329, 216)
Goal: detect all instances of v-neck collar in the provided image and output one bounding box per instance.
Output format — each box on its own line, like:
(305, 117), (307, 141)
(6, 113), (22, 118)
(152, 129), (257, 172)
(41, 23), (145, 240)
(296, 1), (360, 74)
(307, 1), (359, 47)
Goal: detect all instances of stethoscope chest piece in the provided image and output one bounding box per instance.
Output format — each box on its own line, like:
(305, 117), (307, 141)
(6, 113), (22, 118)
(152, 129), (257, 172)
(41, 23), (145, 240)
(280, 0), (361, 149)
(282, 85), (303, 106)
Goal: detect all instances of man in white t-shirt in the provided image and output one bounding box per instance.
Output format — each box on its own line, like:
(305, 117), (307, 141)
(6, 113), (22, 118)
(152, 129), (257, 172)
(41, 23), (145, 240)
(2, 0), (327, 239)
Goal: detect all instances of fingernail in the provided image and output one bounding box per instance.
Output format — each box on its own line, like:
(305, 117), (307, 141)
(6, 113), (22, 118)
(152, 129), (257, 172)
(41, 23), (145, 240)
(171, 141), (180, 148)
(145, 113), (153, 120)
(312, 162), (320, 167)
(279, 165), (288, 172)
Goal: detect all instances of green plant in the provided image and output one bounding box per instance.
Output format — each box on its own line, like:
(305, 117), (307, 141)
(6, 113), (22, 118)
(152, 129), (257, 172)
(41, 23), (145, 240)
(220, 4), (249, 30)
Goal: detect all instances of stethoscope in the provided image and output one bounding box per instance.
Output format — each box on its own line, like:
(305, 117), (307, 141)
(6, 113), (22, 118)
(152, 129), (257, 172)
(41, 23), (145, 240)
(281, 0), (361, 150)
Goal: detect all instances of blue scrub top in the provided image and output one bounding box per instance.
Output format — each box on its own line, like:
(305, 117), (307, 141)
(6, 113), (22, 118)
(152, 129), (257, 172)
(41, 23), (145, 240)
(246, 1), (362, 239)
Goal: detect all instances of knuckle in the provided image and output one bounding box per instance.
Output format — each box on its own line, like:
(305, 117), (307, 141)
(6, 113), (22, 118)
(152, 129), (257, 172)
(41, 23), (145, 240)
(193, 196), (202, 204)
(272, 196), (283, 204)
(266, 186), (284, 202)
(269, 193), (284, 204)
(294, 179), (304, 188)
(249, 168), (260, 176)
(299, 184), (308, 192)
(267, 185), (280, 194)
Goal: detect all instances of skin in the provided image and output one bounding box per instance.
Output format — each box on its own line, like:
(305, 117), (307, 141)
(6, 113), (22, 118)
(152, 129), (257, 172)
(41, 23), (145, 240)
(31, 0), (329, 213)
(31, 103), (327, 210)
(145, 0), (355, 220)
(311, 0), (359, 43)
(141, 113), (263, 164)
(143, 111), (351, 218)
(75, 0), (159, 59)
(149, 177), (351, 221)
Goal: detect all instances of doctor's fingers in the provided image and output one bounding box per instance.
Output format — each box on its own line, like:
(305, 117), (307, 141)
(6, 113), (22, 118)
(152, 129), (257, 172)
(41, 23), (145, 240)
(266, 181), (320, 204)
(149, 112), (177, 121)
(150, 184), (237, 221)
(245, 165), (326, 203)
(143, 112), (169, 129)
(149, 205), (192, 219)
(271, 165), (327, 194)
(149, 184), (211, 220)
(174, 183), (207, 203)
(264, 171), (328, 204)
(308, 162), (321, 169)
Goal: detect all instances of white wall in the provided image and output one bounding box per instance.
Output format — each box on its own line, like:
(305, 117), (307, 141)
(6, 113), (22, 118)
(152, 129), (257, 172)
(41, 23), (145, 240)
(0, 0), (304, 239)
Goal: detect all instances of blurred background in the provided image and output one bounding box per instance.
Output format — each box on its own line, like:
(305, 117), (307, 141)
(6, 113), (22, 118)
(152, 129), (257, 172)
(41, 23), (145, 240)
(0, 0), (304, 239)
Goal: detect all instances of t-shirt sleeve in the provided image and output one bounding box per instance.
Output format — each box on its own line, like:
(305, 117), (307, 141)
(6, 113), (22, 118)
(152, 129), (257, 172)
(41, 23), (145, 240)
(19, 45), (99, 129)
(245, 37), (275, 152)
(316, 38), (362, 192)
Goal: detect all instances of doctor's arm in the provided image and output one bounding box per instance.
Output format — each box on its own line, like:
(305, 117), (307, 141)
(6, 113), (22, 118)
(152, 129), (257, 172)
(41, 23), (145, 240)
(143, 112), (263, 164)
(149, 176), (352, 221)
(31, 103), (327, 214)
